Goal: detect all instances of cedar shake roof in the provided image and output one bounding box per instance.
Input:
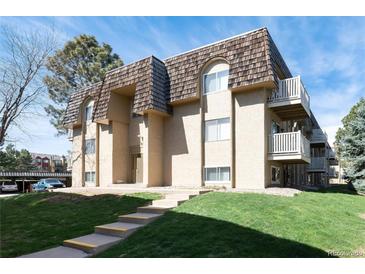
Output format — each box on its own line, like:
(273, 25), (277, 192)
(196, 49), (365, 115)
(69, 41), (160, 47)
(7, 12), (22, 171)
(64, 27), (291, 127)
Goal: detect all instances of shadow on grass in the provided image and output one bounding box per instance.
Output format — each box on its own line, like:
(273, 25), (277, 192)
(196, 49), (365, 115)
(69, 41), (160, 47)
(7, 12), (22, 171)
(303, 184), (359, 196)
(97, 211), (335, 258)
(0, 192), (158, 258)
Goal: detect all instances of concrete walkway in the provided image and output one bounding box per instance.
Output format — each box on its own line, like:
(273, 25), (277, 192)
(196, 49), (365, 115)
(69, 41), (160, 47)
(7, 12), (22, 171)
(20, 190), (210, 258)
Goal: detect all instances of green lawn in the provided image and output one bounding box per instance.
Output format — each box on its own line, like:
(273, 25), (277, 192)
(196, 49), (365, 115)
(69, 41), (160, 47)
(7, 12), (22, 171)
(97, 186), (365, 258)
(0, 192), (160, 257)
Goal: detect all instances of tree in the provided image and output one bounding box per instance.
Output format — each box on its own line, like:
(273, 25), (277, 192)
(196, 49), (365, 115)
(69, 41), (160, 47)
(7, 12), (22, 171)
(44, 35), (123, 135)
(335, 98), (365, 158)
(0, 25), (56, 147)
(335, 98), (365, 193)
(0, 144), (34, 171)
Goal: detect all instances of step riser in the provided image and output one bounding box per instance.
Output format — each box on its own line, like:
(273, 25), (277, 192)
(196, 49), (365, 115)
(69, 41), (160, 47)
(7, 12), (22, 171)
(137, 207), (171, 214)
(63, 240), (121, 255)
(152, 200), (185, 207)
(95, 226), (139, 238)
(164, 194), (196, 200)
(118, 216), (160, 224)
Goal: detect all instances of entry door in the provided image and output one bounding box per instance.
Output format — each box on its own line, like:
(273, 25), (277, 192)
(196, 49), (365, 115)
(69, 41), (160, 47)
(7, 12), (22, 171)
(132, 154), (143, 183)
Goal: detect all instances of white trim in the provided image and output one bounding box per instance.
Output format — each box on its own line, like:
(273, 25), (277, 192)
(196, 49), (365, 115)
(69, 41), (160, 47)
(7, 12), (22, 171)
(204, 166), (231, 182)
(202, 69), (229, 95)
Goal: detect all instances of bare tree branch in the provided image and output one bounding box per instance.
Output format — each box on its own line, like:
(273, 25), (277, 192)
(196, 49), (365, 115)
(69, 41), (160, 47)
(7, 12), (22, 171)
(0, 25), (57, 147)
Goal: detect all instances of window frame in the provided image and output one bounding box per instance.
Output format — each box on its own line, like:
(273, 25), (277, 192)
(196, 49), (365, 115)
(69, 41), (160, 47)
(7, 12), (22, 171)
(84, 138), (96, 155)
(84, 100), (94, 123)
(85, 171), (96, 183)
(204, 166), (231, 184)
(204, 117), (230, 142)
(202, 69), (229, 95)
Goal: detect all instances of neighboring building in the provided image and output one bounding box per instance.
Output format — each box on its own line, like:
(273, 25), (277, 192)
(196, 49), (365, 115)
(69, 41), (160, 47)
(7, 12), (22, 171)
(64, 27), (335, 189)
(31, 153), (68, 173)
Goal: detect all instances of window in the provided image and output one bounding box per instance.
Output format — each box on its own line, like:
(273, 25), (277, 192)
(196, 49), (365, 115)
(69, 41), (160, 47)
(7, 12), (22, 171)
(271, 166), (280, 185)
(85, 105), (93, 121)
(54, 160), (62, 166)
(205, 118), (230, 142)
(85, 171), (96, 183)
(205, 167), (230, 182)
(203, 69), (229, 94)
(84, 99), (94, 122)
(85, 139), (95, 154)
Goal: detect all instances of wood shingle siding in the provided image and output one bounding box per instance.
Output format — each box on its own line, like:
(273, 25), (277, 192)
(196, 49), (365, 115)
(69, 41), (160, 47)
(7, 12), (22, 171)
(63, 28), (291, 127)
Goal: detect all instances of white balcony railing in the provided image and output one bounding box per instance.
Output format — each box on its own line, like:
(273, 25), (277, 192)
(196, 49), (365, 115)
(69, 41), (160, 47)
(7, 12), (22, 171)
(311, 128), (328, 143)
(308, 157), (326, 170)
(268, 131), (310, 158)
(268, 76), (310, 115)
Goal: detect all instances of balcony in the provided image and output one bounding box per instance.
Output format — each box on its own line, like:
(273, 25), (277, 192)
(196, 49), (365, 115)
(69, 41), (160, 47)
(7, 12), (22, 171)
(267, 76), (311, 120)
(268, 131), (311, 163)
(307, 157), (327, 171)
(311, 128), (328, 144)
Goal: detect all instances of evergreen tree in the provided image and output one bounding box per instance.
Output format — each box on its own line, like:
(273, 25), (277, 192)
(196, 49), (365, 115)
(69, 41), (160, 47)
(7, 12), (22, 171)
(44, 35), (123, 135)
(337, 98), (365, 193)
(0, 144), (34, 171)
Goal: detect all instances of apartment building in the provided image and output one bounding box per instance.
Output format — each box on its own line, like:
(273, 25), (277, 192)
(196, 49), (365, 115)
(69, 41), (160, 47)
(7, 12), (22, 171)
(31, 153), (68, 173)
(64, 27), (334, 189)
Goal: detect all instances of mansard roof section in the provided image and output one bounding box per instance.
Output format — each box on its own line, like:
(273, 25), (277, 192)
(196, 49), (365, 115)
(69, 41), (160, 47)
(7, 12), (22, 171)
(64, 27), (293, 127)
(63, 56), (170, 127)
(164, 27), (292, 103)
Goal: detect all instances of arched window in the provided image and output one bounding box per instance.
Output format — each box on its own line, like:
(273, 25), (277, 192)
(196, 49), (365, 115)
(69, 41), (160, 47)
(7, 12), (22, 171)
(84, 99), (94, 122)
(202, 60), (229, 95)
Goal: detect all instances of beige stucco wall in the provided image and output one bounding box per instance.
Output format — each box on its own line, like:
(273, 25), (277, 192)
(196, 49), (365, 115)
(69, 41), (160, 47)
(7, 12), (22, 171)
(71, 127), (83, 187)
(203, 90), (232, 185)
(164, 101), (202, 187)
(98, 124), (113, 187)
(129, 115), (144, 147)
(112, 121), (130, 183)
(84, 122), (96, 177)
(234, 89), (267, 189)
(143, 113), (164, 187)
(108, 92), (131, 124)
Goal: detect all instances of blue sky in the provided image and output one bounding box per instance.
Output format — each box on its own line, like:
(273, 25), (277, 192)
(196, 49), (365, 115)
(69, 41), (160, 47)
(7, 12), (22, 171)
(1, 16), (364, 155)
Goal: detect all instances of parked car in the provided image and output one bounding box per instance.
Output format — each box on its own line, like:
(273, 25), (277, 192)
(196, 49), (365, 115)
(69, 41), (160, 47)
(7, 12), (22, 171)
(32, 179), (66, 192)
(0, 181), (18, 193)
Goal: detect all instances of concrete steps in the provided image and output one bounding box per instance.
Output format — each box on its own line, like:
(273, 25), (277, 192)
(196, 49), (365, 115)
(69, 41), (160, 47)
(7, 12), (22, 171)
(164, 193), (197, 200)
(63, 233), (122, 254)
(20, 189), (211, 258)
(118, 212), (162, 224)
(95, 222), (143, 237)
(152, 198), (186, 207)
(137, 205), (174, 214)
(19, 246), (89, 258)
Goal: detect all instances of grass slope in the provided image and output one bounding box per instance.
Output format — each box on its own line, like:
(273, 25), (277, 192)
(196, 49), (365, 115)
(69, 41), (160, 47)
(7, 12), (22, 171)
(98, 186), (365, 258)
(0, 192), (160, 257)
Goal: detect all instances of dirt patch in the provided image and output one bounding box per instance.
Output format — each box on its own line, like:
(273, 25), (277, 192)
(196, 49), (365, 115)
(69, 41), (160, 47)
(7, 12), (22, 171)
(359, 213), (365, 220)
(40, 193), (92, 204)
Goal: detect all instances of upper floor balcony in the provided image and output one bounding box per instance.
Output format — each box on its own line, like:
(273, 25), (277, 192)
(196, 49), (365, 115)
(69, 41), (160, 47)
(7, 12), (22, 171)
(311, 128), (328, 144)
(268, 131), (311, 164)
(307, 156), (327, 171)
(267, 76), (311, 120)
